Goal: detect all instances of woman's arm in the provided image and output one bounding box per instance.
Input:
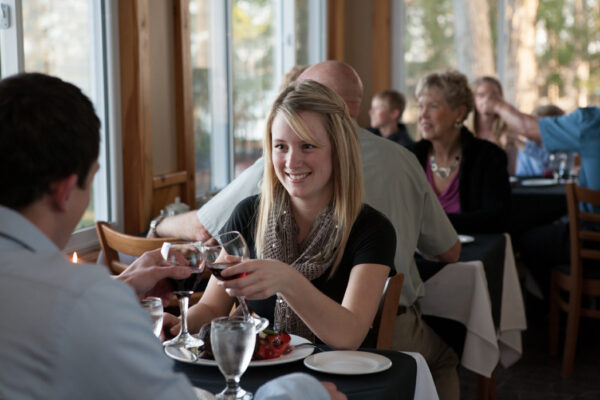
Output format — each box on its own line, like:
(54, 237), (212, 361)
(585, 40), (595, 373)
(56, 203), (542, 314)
(220, 260), (390, 349)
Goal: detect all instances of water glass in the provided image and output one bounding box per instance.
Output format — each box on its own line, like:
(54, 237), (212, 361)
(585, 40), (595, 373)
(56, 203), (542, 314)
(211, 316), (256, 400)
(140, 297), (163, 338)
(549, 152), (569, 182)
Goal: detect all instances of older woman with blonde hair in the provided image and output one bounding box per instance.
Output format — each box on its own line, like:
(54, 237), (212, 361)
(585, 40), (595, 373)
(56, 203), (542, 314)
(410, 70), (511, 234)
(176, 80), (395, 349)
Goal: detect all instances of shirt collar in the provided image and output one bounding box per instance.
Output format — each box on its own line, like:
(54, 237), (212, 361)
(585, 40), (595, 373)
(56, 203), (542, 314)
(0, 205), (59, 253)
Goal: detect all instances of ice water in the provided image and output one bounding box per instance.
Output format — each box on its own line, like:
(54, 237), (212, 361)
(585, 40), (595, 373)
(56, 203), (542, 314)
(211, 319), (256, 378)
(141, 297), (164, 338)
(150, 309), (164, 337)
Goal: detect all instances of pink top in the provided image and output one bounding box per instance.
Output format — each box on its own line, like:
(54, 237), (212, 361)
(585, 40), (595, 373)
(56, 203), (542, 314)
(426, 161), (461, 214)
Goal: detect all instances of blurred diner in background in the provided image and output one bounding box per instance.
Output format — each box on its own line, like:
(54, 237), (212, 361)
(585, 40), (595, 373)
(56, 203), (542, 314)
(410, 70), (511, 234)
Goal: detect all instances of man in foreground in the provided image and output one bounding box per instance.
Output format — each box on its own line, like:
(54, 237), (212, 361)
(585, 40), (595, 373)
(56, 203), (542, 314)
(0, 72), (344, 400)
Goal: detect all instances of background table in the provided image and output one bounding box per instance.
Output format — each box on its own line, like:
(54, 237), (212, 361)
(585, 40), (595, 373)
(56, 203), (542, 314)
(174, 349), (439, 400)
(509, 178), (566, 240)
(417, 234), (527, 377)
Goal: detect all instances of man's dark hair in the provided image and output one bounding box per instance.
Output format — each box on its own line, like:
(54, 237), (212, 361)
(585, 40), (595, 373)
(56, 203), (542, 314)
(375, 89), (406, 118)
(0, 73), (100, 209)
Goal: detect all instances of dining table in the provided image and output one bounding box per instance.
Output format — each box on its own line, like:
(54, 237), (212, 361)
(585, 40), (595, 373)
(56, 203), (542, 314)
(509, 176), (567, 240)
(172, 349), (439, 400)
(416, 233), (527, 378)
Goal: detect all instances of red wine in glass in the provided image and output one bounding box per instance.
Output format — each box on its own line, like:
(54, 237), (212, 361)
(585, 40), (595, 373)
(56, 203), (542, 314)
(207, 261), (247, 281)
(170, 269), (205, 295)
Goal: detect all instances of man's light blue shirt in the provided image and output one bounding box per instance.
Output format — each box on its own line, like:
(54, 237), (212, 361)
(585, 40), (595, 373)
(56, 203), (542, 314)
(539, 107), (600, 191)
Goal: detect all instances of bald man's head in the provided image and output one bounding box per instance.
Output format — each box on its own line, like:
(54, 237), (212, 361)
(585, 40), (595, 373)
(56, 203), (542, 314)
(298, 61), (364, 119)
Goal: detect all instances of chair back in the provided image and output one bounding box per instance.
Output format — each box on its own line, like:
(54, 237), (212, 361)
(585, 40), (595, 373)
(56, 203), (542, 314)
(95, 221), (181, 275)
(550, 183), (600, 378)
(372, 273), (404, 350)
(566, 182), (600, 273)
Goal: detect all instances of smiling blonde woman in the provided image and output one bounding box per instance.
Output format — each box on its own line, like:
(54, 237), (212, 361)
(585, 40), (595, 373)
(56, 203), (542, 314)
(180, 80), (396, 350)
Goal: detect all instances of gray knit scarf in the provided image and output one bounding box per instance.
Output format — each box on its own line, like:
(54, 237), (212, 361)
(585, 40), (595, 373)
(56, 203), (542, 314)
(261, 197), (341, 341)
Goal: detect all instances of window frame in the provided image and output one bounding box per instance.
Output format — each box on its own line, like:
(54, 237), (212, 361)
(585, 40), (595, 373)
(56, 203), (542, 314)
(0, 0), (123, 253)
(195, 0), (326, 198)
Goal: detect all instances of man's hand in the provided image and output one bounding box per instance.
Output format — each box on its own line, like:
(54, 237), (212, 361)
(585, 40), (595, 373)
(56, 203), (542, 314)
(116, 249), (191, 304)
(321, 382), (347, 400)
(148, 210), (212, 242)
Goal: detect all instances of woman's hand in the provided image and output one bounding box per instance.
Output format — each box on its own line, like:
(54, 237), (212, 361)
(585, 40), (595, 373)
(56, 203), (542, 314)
(217, 259), (302, 299)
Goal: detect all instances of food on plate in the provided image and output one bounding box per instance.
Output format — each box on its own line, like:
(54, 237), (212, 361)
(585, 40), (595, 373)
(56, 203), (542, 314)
(195, 324), (292, 361)
(254, 329), (292, 360)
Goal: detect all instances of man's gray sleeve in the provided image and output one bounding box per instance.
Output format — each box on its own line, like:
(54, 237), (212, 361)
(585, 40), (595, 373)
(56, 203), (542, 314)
(196, 157), (264, 235)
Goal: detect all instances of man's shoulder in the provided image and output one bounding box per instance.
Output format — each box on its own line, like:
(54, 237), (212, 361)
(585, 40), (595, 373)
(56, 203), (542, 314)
(358, 127), (419, 164)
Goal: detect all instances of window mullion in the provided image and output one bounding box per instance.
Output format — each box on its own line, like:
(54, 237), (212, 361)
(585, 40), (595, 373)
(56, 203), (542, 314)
(209, 0), (232, 190)
(307, 0), (326, 64)
(0, 0), (24, 76)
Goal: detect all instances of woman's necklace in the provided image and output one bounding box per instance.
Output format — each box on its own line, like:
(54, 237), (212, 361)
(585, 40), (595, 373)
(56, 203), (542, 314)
(430, 155), (460, 179)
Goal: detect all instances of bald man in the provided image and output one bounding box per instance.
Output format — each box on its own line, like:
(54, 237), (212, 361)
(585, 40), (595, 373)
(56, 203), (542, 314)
(154, 61), (461, 400)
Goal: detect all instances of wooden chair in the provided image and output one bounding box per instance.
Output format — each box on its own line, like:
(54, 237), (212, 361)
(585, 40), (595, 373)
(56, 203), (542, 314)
(372, 273), (404, 350)
(549, 182), (600, 378)
(95, 221), (208, 307)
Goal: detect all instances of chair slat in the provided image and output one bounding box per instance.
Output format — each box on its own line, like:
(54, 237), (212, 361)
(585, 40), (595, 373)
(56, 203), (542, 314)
(580, 249), (600, 261)
(580, 212), (600, 224)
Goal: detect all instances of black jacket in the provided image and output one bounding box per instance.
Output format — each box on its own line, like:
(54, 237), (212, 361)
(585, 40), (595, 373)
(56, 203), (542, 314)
(368, 123), (414, 148)
(410, 127), (511, 234)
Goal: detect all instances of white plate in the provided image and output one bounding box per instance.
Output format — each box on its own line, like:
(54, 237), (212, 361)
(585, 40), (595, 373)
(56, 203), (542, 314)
(458, 234), (475, 244)
(303, 351), (392, 375)
(520, 178), (556, 187)
(164, 334), (313, 367)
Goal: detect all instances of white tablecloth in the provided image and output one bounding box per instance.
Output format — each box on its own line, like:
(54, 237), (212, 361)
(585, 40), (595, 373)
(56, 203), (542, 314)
(419, 234), (527, 377)
(403, 352), (440, 400)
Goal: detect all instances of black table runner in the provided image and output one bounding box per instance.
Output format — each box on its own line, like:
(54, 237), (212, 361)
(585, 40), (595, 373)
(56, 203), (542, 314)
(509, 179), (567, 239)
(174, 349), (417, 400)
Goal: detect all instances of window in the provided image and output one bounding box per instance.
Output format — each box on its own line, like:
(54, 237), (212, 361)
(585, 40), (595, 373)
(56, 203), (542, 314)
(396, 0), (600, 134)
(189, 0), (325, 199)
(0, 0), (121, 252)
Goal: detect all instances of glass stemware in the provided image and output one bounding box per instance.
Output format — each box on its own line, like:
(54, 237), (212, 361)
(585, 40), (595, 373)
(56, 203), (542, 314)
(162, 241), (205, 350)
(211, 316), (256, 400)
(201, 231), (264, 328)
(140, 296), (163, 338)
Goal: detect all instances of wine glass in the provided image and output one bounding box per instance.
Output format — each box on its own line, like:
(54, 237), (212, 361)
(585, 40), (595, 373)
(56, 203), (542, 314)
(162, 241), (205, 350)
(211, 316), (256, 400)
(140, 296), (163, 337)
(202, 231), (269, 331)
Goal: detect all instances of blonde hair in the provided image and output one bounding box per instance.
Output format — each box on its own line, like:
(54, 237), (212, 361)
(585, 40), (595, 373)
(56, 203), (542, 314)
(256, 80), (364, 276)
(415, 70), (474, 123)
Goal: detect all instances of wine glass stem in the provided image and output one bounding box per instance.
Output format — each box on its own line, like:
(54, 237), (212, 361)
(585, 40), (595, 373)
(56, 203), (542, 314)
(178, 295), (191, 335)
(237, 296), (251, 319)
(225, 376), (241, 395)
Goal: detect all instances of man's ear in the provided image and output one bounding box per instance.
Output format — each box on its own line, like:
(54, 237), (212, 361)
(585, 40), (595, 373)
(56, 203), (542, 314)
(391, 108), (401, 121)
(49, 174), (78, 212)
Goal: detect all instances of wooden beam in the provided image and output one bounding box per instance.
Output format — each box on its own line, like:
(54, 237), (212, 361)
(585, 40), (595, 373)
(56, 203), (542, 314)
(153, 170), (188, 189)
(119, 0), (153, 234)
(371, 0), (391, 95)
(172, 0), (196, 206)
(327, 0), (345, 61)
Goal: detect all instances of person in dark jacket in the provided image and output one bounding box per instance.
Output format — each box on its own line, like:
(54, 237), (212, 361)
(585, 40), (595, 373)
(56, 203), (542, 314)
(368, 89), (414, 148)
(410, 70), (511, 234)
